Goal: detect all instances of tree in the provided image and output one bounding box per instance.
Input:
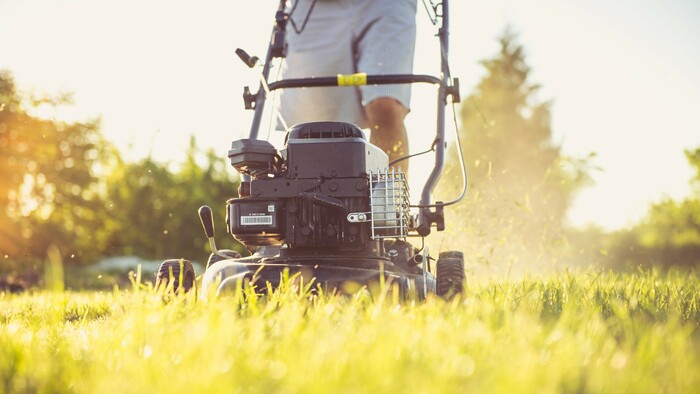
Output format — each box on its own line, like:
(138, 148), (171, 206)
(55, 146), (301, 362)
(436, 31), (589, 271)
(1, 70), (242, 276)
(609, 148), (700, 269)
(0, 71), (115, 267)
(101, 137), (243, 262)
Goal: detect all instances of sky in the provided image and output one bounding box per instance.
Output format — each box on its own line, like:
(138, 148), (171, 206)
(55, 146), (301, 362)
(1, 0), (699, 231)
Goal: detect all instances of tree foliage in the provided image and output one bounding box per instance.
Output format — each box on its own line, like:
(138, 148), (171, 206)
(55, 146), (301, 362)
(0, 71), (242, 274)
(0, 70), (113, 266)
(437, 31), (589, 270)
(609, 148), (700, 268)
(102, 138), (242, 261)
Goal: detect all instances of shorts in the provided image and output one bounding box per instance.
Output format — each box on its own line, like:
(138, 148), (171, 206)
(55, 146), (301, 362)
(278, 0), (418, 129)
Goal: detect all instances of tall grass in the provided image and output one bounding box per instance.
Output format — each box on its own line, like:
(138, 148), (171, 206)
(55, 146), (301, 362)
(1, 270), (699, 393)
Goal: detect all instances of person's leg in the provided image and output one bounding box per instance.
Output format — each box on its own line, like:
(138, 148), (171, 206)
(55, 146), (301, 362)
(365, 97), (409, 173)
(353, 0), (417, 173)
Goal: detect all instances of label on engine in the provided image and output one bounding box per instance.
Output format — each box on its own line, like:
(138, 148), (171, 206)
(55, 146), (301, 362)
(240, 215), (274, 226)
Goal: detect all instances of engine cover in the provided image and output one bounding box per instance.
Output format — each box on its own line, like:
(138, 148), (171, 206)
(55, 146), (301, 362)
(284, 122), (388, 179)
(228, 122), (390, 250)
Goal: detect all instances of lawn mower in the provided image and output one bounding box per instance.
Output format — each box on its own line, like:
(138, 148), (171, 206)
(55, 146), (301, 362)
(156, 0), (466, 299)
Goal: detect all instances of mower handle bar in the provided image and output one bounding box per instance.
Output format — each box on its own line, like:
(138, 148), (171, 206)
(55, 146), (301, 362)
(265, 73), (445, 91)
(246, 0), (452, 236)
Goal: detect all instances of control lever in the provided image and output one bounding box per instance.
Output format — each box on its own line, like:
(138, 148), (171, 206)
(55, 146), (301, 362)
(236, 48), (259, 68)
(198, 205), (229, 258)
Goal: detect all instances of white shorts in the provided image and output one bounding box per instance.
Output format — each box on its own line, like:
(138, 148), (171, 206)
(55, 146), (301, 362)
(278, 0), (418, 129)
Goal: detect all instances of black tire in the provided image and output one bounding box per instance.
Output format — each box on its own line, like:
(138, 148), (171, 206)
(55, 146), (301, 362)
(436, 254), (465, 299)
(206, 249), (242, 268)
(439, 251), (464, 260)
(156, 259), (196, 293)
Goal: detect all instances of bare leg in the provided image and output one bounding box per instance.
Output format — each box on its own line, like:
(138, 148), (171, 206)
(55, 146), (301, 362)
(365, 97), (410, 174)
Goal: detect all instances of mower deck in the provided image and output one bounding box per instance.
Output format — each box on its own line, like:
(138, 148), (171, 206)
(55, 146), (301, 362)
(201, 247), (435, 299)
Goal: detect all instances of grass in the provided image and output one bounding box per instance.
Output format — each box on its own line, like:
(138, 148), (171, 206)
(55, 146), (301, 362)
(1, 270), (699, 393)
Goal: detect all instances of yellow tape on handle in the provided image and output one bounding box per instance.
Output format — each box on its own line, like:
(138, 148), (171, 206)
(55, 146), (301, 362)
(337, 72), (367, 86)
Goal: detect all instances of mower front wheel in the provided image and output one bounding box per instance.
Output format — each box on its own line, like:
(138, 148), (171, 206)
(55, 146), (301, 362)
(156, 259), (196, 294)
(436, 252), (465, 299)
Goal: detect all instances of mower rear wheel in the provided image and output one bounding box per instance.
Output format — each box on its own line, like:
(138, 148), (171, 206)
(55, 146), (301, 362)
(439, 251), (464, 261)
(156, 259), (196, 294)
(436, 254), (465, 299)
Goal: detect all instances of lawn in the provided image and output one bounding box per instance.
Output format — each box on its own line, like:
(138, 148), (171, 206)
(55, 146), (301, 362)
(1, 270), (698, 393)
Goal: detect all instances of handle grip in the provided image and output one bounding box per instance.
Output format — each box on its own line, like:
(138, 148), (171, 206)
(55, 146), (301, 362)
(236, 48), (259, 68)
(198, 205), (215, 238)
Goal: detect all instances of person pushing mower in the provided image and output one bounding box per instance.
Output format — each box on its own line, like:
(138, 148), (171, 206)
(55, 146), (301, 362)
(279, 0), (418, 175)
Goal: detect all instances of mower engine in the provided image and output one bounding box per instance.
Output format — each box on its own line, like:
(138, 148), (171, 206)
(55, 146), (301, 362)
(227, 122), (410, 252)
